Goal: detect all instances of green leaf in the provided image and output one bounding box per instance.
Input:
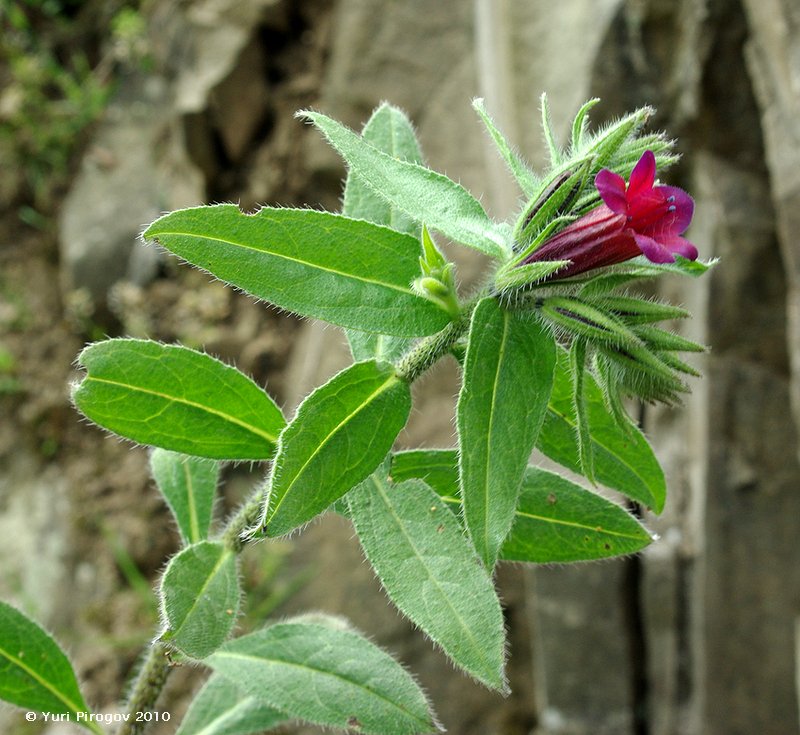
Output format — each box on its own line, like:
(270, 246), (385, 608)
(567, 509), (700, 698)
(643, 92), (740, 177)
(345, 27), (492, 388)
(457, 298), (556, 567)
(73, 339), (284, 460)
(150, 449), (219, 545)
(0, 602), (100, 734)
(263, 360), (411, 537)
(160, 541), (240, 659)
(342, 102), (424, 237)
(472, 97), (538, 196)
(537, 349), (666, 512)
(176, 674), (287, 735)
(390, 449), (460, 500)
(342, 103), (423, 362)
(302, 110), (508, 259)
(501, 468), (653, 562)
(347, 471), (507, 691)
(392, 449), (653, 564)
(145, 205), (450, 337)
(388, 452), (653, 563)
(206, 619), (438, 735)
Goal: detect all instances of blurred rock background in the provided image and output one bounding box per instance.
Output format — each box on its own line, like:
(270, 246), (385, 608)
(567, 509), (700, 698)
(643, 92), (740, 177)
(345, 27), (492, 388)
(1, 0), (798, 733)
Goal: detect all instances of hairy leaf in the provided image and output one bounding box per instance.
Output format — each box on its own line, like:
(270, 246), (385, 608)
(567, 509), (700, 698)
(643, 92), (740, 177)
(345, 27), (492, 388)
(342, 103), (424, 361)
(501, 468), (653, 562)
(342, 102), (423, 238)
(175, 674), (286, 735)
(458, 298), (555, 567)
(348, 472), (507, 691)
(150, 449), (219, 545)
(263, 360), (411, 537)
(389, 451), (653, 563)
(145, 205), (450, 337)
(73, 339), (284, 460)
(160, 542), (240, 659)
(302, 110), (508, 258)
(206, 619), (438, 735)
(0, 602), (100, 733)
(537, 349), (666, 512)
(472, 97), (538, 196)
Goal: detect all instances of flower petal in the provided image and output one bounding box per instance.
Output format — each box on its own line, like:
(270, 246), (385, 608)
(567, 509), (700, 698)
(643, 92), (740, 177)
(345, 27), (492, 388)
(661, 234), (699, 260)
(656, 185), (694, 233)
(595, 169), (628, 213)
(627, 150), (656, 199)
(633, 232), (676, 263)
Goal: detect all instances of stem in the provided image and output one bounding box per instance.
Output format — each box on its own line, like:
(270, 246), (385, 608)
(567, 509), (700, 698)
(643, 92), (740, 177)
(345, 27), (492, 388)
(120, 296), (485, 731)
(395, 300), (476, 382)
(117, 642), (171, 735)
(221, 486), (265, 553)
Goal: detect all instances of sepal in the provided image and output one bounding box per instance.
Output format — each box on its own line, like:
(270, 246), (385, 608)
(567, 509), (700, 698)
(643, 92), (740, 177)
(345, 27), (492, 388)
(512, 160), (592, 249)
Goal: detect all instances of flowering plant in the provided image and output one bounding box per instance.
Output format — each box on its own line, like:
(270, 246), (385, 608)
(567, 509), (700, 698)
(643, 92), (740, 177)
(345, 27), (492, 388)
(0, 96), (713, 734)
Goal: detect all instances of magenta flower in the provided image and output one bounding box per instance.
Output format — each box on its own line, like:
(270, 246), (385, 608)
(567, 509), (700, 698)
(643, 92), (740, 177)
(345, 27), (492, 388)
(523, 150), (698, 280)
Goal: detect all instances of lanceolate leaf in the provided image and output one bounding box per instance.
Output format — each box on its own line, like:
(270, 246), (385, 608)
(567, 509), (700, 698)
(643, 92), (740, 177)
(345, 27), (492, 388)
(501, 468), (653, 563)
(145, 206), (451, 337)
(206, 619), (438, 735)
(342, 103), (423, 362)
(537, 349), (666, 512)
(457, 298), (556, 568)
(347, 472), (507, 691)
(302, 110), (508, 259)
(73, 339), (284, 460)
(389, 451), (653, 563)
(263, 360), (411, 537)
(0, 602), (100, 734)
(342, 102), (424, 237)
(175, 674), (287, 735)
(160, 542), (240, 659)
(150, 449), (219, 545)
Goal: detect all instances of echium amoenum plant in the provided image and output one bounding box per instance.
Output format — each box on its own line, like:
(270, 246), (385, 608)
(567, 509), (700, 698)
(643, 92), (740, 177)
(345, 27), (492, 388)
(0, 95), (714, 734)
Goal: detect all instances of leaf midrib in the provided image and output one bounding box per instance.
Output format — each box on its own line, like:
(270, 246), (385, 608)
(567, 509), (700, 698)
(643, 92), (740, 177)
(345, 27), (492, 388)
(84, 375), (277, 445)
(268, 373), (399, 525)
(436, 493), (647, 541)
(149, 228), (419, 298)
(479, 307), (510, 564)
(514, 507), (649, 541)
(369, 477), (499, 685)
(182, 461), (200, 544)
(0, 643), (85, 721)
(212, 647), (428, 726)
(545, 402), (657, 507)
(169, 547), (233, 640)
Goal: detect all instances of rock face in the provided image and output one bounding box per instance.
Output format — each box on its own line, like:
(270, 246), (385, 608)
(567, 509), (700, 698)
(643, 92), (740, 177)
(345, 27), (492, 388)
(3, 0), (799, 733)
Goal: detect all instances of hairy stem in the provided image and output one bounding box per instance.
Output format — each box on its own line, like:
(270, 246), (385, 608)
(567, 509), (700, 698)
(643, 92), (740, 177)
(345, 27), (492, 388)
(122, 295), (486, 730)
(117, 642), (171, 735)
(221, 486), (265, 553)
(395, 299), (476, 382)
